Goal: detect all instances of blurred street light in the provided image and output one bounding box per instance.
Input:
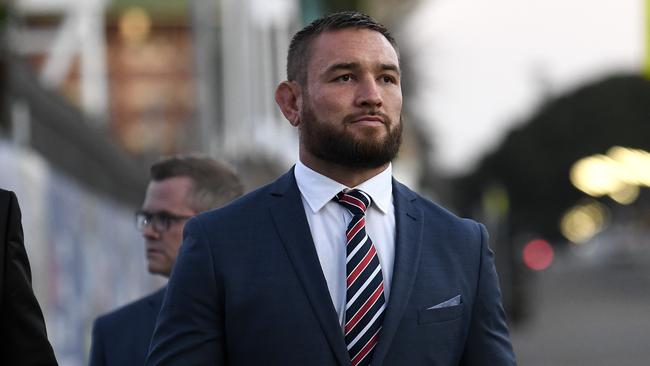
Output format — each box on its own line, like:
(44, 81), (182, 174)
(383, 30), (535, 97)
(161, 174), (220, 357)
(570, 146), (650, 204)
(560, 200), (609, 244)
(522, 239), (554, 271)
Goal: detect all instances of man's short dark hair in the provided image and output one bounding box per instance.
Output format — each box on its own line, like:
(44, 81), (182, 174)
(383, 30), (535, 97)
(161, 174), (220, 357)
(150, 155), (243, 213)
(287, 11), (397, 85)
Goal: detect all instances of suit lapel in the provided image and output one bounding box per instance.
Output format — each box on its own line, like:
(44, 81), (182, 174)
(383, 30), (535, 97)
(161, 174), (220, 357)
(147, 288), (166, 332)
(147, 287), (165, 313)
(268, 170), (351, 366)
(372, 180), (423, 365)
(141, 288), (166, 363)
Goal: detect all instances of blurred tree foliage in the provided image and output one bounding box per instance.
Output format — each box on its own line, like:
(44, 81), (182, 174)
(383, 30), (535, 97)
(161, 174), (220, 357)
(452, 75), (650, 242)
(325, 0), (364, 11)
(107, 0), (189, 22)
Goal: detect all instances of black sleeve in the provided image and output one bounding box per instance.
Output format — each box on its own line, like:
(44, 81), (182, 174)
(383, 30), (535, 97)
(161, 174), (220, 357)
(0, 190), (58, 365)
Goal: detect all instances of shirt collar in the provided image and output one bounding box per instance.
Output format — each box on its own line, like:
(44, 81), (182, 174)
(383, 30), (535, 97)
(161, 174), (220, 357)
(294, 161), (393, 214)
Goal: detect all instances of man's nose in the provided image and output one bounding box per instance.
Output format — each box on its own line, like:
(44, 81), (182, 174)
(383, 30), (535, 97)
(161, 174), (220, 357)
(355, 78), (383, 108)
(142, 224), (160, 240)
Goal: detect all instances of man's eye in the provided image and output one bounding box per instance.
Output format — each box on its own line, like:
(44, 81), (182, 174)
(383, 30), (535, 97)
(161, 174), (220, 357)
(335, 75), (352, 82)
(381, 75), (396, 83)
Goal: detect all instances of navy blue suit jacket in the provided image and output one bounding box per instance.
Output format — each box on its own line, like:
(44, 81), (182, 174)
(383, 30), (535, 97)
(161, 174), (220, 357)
(146, 170), (516, 365)
(89, 288), (165, 366)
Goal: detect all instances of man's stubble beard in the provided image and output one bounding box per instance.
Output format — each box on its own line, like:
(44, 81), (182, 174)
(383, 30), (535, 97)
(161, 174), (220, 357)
(300, 101), (403, 170)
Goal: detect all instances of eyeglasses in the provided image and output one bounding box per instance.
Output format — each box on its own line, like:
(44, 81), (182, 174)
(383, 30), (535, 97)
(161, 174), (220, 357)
(135, 210), (193, 232)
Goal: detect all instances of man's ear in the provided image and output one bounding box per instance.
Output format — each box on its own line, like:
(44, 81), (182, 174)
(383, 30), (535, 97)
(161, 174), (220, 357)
(275, 81), (302, 126)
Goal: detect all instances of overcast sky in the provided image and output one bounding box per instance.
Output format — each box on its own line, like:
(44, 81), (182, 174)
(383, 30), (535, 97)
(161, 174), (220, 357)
(401, 0), (644, 176)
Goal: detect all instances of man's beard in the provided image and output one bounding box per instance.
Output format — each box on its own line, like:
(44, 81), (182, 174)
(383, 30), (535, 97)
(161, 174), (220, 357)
(300, 103), (402, 170)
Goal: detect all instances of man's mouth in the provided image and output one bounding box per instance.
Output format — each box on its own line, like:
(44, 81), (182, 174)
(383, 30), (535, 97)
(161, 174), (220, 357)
(350, 115), (385, 127)
(146, 247), (162, 256)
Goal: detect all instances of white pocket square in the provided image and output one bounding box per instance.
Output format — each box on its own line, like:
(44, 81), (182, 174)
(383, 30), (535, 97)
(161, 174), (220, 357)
(427, 294), (462, 310)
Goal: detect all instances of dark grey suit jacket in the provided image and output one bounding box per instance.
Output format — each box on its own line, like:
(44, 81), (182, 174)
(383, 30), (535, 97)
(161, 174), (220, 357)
(89, 288), (165, 366)
(146, 170), (516, 365)
(0, 189), (58, 365)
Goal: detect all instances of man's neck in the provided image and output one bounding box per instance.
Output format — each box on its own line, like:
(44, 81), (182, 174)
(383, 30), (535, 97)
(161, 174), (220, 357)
(299, 151), (389, 188)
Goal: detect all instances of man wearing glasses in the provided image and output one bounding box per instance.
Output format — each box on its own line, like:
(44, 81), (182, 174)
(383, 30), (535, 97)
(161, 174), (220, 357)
(89, 155), (243, 366)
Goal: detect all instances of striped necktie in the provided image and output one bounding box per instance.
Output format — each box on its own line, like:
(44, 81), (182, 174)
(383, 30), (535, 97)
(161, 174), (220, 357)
(336, 189), (386, 366)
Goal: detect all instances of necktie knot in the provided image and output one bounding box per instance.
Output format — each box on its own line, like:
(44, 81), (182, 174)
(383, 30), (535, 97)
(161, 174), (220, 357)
(336, 189), (372, 216)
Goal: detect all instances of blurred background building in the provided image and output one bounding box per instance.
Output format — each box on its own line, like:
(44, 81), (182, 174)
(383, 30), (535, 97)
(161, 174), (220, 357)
(1, 0), (649, 365)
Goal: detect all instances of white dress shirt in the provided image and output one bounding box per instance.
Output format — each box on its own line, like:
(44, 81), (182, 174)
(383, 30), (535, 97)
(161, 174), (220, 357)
(294, 161), (396, 326)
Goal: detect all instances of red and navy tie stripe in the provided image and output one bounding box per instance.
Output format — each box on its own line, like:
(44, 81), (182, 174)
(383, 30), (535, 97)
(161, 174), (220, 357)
(336, 189), (386, 366)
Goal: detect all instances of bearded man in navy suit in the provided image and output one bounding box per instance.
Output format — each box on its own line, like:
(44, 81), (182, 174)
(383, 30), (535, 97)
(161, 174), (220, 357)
(89, 156), (242, 366)
(147, 12), (516, 366)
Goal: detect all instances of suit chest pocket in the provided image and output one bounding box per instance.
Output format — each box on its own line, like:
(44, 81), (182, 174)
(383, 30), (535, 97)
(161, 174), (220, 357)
(418, 304), (463, 324)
